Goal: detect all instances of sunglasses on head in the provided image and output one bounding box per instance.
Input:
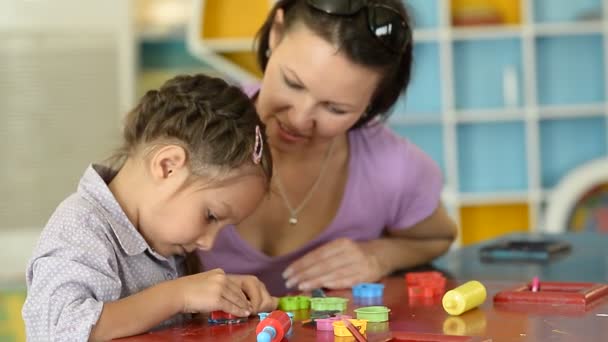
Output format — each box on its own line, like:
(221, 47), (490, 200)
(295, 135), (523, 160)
(306, 0), (409, 54)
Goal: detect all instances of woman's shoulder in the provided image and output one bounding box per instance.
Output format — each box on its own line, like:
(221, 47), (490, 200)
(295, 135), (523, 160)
(350, 123), (417, 163)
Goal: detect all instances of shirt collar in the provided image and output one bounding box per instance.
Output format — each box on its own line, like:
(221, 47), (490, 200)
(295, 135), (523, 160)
(77, 164), (150, 257)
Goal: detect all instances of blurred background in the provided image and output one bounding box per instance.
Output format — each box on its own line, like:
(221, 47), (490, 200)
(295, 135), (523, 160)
(2, 0), (608, 339)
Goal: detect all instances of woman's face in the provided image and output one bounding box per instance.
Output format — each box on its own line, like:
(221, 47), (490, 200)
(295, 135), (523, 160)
(257, 22), (382, 153)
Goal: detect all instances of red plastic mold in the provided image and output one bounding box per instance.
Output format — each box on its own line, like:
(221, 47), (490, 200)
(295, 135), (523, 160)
(405, 271), (447, 298)
(405, 271), (445, 285)
(210, 311), (239, 320)
(493, 281), (608, 310)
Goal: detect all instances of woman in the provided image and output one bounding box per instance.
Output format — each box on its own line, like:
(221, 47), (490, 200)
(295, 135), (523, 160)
(198, 0), (457, 295)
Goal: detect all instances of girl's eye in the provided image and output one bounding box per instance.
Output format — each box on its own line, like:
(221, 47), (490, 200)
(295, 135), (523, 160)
(206, 210), (218, 223)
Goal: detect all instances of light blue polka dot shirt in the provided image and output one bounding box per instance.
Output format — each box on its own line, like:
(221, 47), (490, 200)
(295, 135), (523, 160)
(22, 164), (188, 341)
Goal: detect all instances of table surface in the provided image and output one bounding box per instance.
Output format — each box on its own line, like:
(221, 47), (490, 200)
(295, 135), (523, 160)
(433, 232), (608, 283)
(115, 276), (608, 342)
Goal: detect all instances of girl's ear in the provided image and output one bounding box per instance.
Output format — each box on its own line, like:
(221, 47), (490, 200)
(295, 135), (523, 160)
(269, 8), (285, 52)
(149, 145), (189, 181)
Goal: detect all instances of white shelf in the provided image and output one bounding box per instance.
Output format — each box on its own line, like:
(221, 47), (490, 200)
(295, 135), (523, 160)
(451, 25), (522, 41)
(137, 26), (185, 42)
(391, 109), (554, 125)
(203, 38), (255, 52)
(534, 21), (604, 37)
(413, 29), (440, 42)
(538, 103), (606, 119)
(456, 108), (524, 123)
(459, 191), (530, 206)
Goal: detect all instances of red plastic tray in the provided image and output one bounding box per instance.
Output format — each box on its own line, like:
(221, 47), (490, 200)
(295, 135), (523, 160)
(493, 281), (608, 309)
(389, 331), (492, 342)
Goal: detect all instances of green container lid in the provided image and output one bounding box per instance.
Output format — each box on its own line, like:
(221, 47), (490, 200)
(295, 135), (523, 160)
(310, 297), (349, 312)
(278, 296), (311, 311)
(354, 306), (391, 322)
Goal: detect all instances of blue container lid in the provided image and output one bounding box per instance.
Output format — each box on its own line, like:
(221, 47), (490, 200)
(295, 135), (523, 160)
(353, 283), (385, 298)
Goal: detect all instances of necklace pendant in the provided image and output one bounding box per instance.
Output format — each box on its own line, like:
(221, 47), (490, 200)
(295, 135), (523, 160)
(289, 216), (298, 225)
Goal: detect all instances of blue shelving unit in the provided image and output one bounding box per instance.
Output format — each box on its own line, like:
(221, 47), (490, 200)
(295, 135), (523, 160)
(457, 122), (528, 193)
(536, 35), (605, 106)
(534, 0), (603, 23)
(386, 0), (608, 238)
(453, 39), (523, 110)
(540, 117), (607, 187)
(393, 42), (442, 116)
(405, 0), (439, 29)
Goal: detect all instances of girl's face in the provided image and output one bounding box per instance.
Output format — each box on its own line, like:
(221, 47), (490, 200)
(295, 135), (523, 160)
(257, 23), (382, 153)
(140, 167), (266, 257)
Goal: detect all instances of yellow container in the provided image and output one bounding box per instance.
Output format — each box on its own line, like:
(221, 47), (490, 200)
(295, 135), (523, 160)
(442, 281), (487, 316)
(332, 319), (368, 337)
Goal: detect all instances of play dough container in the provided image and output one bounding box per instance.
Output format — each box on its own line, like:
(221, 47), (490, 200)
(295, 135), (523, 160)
(332, 319), (368, 337)
(310, 297), (349, 312)
(315, 315), (352, 331)
(278, 296), (311, 311)
(442, 281), (487, 316)
(354, 306), (391, 322)
(352, 283), (385, 298)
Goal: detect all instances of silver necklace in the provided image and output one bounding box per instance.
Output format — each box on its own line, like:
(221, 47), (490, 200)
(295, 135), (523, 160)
(274, 140), (336, 225)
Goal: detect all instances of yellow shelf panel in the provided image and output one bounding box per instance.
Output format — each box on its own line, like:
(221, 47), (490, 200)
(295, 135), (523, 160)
(0, 291), (26, 342)
(221, 52), (263, 78)
(460, 203), (529, 245)
(202, 0), (271, 39)
(451, 0), (521, 25)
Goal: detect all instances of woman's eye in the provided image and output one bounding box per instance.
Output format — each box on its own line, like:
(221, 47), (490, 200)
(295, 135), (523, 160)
(326, 105), (347, 114)
(283, 75), (304, 90)
(323, 102), (347, 114)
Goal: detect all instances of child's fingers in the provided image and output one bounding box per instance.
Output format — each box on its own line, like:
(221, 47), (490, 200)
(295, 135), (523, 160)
(217, 298), (251, 317)
(259, 295), (279, 313)
(221, 280), (252, 313)
(238, 278), (263, 312)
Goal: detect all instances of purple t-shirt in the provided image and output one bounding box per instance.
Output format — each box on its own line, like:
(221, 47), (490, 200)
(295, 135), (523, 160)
(198, 123), (443, 295)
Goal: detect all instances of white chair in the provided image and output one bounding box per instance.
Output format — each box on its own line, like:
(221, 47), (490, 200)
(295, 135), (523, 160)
(543, 158), (608, 233)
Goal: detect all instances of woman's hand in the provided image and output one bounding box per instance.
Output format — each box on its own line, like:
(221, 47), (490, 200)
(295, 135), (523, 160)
(282, 238), (387, 291)
(227, 274), (279, 313)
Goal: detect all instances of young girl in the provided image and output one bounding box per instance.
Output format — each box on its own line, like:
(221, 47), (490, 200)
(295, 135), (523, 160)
(22, 74), (277, 341)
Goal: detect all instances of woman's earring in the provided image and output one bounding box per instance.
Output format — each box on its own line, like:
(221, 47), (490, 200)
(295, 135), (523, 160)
(265, 48), (272, 58)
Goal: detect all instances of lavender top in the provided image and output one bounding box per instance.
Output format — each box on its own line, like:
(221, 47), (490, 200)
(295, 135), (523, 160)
(198, 122), (443, 295)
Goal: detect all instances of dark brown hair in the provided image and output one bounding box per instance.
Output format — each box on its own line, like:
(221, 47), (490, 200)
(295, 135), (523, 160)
(255, 0), (413, 129)
(110, 74), (272, 183)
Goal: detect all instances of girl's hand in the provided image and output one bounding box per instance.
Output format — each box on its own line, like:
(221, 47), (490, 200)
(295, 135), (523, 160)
(227, 274), (279, 313)
(282, 238), (387, 291)
(176, 268), (252, 316)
